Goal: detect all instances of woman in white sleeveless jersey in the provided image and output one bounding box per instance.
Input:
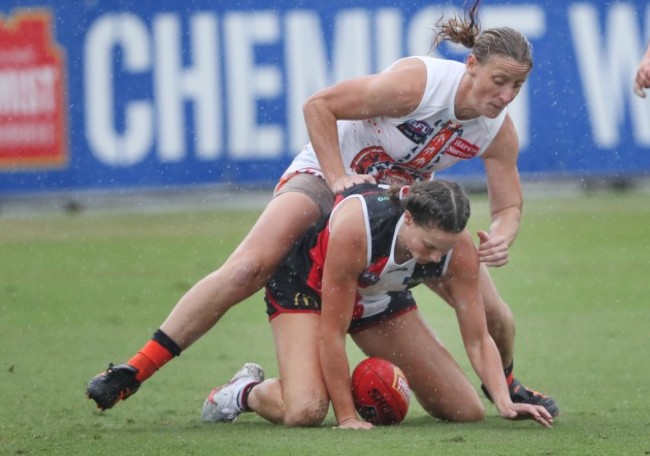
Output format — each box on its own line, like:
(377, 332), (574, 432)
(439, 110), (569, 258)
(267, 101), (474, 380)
(87, 0), (557, 419)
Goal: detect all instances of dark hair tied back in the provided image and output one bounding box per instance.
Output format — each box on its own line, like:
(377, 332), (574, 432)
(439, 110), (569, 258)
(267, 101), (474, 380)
(389, 180), (470, 233)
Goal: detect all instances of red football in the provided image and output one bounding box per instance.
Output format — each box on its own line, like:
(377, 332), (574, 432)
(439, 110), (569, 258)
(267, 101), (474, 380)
(351, 357), (410, 425)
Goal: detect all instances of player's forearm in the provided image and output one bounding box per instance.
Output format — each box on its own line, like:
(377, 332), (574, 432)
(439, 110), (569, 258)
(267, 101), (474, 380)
(466, 336), (513, 413)
(319, 340), (357, 424)
(303, 99), (347, 187)
(489, 206), (522, 247)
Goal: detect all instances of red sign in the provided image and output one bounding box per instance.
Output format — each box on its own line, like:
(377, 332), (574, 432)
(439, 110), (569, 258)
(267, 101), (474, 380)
(0, 10), (68, 169)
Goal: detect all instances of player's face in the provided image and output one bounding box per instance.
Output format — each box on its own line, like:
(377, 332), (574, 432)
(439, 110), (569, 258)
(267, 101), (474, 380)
(466, 54), (530, 119)
(402, 213), (461, 264)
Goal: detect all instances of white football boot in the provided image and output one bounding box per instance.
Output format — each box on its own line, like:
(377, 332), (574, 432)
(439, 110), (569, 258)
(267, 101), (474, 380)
(201, 363), (265, 422)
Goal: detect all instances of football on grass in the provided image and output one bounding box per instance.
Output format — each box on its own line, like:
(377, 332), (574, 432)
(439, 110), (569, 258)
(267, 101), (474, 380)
(351, 357), (410, 425)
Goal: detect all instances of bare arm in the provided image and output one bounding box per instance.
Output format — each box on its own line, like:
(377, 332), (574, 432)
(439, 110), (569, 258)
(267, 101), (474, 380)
(634, 44), (650, 98)
(302, 58), (427, 193)
(478, 114), (523, 267)
(318, 199), (372, 429)
(426, 233), (553, 428)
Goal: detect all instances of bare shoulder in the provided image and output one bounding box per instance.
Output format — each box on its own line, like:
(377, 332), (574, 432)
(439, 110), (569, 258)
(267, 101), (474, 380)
(326, 197), (369, 273)
(390, 56), (427, 72)
(329, 197), (366, 239)
(424, 231), (479, 305)
(445, 231), (480, 280)
(483, 113), (519, 161)
(369, 57), (428, 115)
(386, 57), (427, 85)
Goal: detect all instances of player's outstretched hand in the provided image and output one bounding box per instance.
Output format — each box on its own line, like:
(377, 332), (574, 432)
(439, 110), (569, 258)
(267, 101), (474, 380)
(336, 417), (374, 430)
(332, 174), (376, 194)
(634, 51), (650, 98)
(477, 230), (510, 267)
(501, 403), (554, 429)
(634, 60), (650, 98)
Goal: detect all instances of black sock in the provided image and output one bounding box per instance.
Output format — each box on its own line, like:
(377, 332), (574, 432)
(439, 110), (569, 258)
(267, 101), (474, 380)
(240, 382), (260, 412)
(504, 360), (514, 386)
(152, 329), (182, 357)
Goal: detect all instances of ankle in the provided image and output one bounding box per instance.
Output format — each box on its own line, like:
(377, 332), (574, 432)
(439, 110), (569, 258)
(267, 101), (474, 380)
(128, 332), (179, 382)
(239, 381), (261, 412)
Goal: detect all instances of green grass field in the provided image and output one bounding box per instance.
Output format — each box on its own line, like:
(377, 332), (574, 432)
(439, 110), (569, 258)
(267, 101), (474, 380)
(1, 189), (649, 455)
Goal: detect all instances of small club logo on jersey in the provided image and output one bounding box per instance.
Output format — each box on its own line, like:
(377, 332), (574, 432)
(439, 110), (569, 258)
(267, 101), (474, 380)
(0, 10), (68, 170)
(359, 257), (388, 287)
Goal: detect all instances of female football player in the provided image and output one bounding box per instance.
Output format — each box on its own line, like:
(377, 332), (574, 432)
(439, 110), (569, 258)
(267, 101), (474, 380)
(87, 0), (556, 418)
(201, 181), (553, 429)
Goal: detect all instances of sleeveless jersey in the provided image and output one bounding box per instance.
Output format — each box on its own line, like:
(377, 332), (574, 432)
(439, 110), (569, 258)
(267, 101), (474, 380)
(265, 185), (452, 320)
(284, 57), (507, 185)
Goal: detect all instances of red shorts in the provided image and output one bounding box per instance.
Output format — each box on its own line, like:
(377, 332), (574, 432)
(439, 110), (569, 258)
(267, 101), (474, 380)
(264, 286), (417, 333)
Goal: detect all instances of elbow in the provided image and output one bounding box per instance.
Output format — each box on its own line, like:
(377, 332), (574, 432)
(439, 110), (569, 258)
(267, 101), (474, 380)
(302, 95), (315, 117)
(302, 91), (325, 120)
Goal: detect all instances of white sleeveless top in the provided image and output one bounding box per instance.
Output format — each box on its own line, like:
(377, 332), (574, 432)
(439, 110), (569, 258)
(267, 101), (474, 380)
(284, 56), (507, 185)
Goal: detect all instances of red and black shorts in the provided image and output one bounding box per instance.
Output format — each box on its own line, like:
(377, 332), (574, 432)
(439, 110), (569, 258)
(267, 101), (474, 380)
(265, 284), (417, 333)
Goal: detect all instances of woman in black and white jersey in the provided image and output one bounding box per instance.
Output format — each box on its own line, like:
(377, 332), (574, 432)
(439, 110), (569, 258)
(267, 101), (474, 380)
(201, 181), (553, 430)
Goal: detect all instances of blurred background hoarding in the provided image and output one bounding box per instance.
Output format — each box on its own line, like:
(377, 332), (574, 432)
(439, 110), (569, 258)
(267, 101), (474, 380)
(0, 0), (649, 196)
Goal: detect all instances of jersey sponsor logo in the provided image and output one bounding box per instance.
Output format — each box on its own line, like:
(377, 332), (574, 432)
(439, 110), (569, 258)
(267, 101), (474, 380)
(445, 137), (480, 159)
(292, 292), (319, 309)
(397, 119), (433, 144)
(0, 10), (68, 170)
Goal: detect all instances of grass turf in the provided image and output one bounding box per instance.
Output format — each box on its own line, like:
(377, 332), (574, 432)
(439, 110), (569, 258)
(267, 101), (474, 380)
(1, 189), (649, 455)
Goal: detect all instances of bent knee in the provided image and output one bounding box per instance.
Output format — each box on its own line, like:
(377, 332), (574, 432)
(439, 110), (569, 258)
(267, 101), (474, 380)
(224, 257), (275, 292)
(454, 405), (485, 423)
(425, 397), (485, 423)
(214, 257), (275, 298)
(283, 399), (329, 427)
(442, 401), (485, 423)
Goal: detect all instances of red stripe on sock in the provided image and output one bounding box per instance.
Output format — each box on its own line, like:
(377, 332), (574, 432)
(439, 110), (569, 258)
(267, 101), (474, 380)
(506, 371), (514, 387)
(128, 340), (175, 382)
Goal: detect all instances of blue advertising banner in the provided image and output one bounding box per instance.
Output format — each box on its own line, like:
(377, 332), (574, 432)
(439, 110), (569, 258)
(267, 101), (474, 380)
(0, 0), (649, 194)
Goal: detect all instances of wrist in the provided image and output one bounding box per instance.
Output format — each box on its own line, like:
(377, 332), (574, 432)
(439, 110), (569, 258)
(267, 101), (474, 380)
(337, 415), (359, 426)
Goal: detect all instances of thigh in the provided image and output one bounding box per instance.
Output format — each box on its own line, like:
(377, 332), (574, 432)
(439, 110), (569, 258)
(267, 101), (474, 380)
(160, 190), (322, 339)
(271, 313), (328, 412)
(226, 173), (332, 275)
(229, 190), (321, 262)
(218, 189), (323, 296)
(351, 310), (484, 422)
